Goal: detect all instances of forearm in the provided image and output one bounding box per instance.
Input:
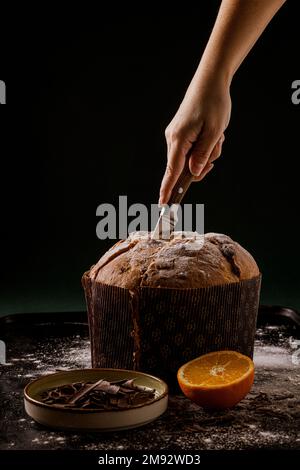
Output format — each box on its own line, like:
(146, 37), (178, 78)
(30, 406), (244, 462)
(191, 0), (286, 89)
(160, 0), (287, 201)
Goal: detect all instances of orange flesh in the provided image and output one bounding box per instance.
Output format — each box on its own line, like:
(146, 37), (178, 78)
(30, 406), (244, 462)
(181, 352), (251, 387)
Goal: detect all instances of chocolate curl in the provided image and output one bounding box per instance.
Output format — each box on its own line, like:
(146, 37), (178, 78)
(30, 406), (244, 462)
(94, 380), (121, 395)
(121, 379), (155, 394)
(68, 379), (107, 405)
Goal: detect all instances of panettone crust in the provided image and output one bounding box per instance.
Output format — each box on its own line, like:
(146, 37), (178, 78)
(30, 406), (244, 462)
(88, 232), (259, 289)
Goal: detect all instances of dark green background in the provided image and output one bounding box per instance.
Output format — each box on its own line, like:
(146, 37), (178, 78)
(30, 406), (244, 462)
(1, 3), (299, 316)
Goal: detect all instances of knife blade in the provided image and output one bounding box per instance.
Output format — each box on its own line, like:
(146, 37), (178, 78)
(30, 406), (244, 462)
(152, 154), (194, 239)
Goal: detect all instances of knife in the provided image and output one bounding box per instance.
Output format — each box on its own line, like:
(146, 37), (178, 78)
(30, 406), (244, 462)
(152, 154), (194, 239)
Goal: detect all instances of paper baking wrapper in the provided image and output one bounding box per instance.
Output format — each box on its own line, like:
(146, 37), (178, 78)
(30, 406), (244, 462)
(82, 274), (261, 384)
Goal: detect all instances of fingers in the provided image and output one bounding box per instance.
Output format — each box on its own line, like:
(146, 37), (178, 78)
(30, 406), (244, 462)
(191, 133), (224, 182)
(209, 133), (225, 162)
(197, 162), (214, 181)
(159, 141), (187, 205)
(160, 127), (225, 204)
(189, 126), (223, 177)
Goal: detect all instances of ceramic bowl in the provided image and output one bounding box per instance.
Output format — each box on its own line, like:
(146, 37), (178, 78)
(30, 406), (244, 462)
(24, 368), (168, 431)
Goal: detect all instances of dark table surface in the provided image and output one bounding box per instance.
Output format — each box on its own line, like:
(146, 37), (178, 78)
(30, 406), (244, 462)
(0, 309), (300, 451)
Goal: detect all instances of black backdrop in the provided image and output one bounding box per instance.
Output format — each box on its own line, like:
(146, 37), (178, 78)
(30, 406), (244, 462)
(1, 2), (299, 315)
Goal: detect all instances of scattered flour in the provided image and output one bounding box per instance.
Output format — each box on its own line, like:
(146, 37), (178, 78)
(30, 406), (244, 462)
(254, 345), (296, 369)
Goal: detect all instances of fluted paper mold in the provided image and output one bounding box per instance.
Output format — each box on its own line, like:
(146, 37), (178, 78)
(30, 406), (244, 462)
(82, 273), (261, 384)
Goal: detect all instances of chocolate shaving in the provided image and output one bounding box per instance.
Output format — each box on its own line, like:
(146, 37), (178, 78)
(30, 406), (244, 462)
(94, 380), (121, 395)
(121, 379), (155, 394)
(40, 378), (156, 410)
(68, 379), (106, 405)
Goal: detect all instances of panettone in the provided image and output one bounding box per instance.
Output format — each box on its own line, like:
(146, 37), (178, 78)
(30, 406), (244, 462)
(82, 231), (261, 382)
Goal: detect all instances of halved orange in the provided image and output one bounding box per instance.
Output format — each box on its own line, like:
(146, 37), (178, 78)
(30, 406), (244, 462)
(177, 350), (254, 410)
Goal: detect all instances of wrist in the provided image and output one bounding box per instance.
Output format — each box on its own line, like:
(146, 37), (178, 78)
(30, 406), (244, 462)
(194, 58), (234, 91)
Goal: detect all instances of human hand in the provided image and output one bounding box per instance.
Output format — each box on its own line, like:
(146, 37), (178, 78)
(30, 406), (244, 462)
(159, 78), (231, 205)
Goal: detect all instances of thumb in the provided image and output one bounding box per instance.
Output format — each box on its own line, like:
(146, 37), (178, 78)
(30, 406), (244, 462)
(189, 127), (220, 176)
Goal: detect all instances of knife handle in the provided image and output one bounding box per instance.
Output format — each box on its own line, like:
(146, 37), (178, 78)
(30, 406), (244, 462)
(167, 155), (194, 205)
